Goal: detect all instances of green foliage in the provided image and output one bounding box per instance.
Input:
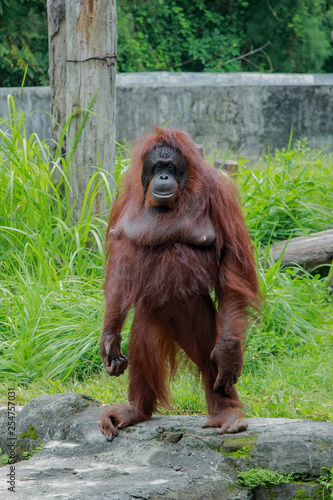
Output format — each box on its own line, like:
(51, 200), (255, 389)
(20, 425), (38, 440)
(246, 265), (333, 365)
(240, 139), (333, 245)
(117, 0), (244, 72)
(0, 0), (49, 86)
(219, 436), (257, 458)
(117, 0), (333, 73)
(238, 468), (294, 489)
(318, 466), (333, 499)
(1, 0), (332, 86)
(0, 95), (117, 381)
(226, 444), (252, 458)
(19, 441), (46, 461)
(290, 490), (313, 500)
(240, 347), (333, 420)
(167, 369), (207, 414)
(0, 448), (10, 466)
(238, 139), (333, 366)
(241, 0), (333, 73)
(238, 467), (333, 498)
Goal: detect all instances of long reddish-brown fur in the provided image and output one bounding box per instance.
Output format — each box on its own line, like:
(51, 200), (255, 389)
(100, 127), (260, 439)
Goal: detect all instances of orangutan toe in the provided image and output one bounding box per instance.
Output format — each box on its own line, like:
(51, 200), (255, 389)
(203, 408), (248, 435)
(218, 415), (248, 434)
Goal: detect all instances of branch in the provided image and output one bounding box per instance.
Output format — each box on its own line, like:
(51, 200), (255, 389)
(168, 58), (196, 70)
(218, 41), (271, 68)
(261, 49), (273, 72)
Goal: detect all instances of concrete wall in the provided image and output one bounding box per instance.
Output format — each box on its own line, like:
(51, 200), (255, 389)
(0, 86), (51, 143)
(1, 72), (332, 156)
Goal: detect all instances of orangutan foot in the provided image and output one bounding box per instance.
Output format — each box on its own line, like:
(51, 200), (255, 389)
(203, 407), (248, 435)
(99, 403), (150, 442)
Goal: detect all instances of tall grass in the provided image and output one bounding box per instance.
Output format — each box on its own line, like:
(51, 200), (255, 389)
(246, 261), (333, 367)
(0, 96), (121, 381)
(1, 97), (333, 411)
(239, 139), (333, 244)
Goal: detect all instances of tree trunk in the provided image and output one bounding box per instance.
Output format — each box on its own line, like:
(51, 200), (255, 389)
(47, 0), (66, 163)
(47, 0), (117, 220)
(268, 229), (333, 270)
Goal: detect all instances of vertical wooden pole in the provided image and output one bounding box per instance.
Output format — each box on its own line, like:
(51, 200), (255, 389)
(48, 0), (117, 220)
(47, 0), (66, 161)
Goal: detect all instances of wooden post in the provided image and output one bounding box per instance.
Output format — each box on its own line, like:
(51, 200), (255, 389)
(47, 0), (66, 162)
(195, 144), (204, 157)
(214, 159), (238, 177)
(48, 0), (117, 220)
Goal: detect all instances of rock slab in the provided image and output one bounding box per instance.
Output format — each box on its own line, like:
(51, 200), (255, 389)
(0, 393), (332, 499)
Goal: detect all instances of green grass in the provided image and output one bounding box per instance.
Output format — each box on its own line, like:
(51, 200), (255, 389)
(1, 349), (332, 421)
(1, 98), (333, 422)
(0, 95), (123, 382)
(238, 138), (333, 244)
(247, 263), (333, 364)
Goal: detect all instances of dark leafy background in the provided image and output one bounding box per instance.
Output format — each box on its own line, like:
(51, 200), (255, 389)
(0, 0), (332, 87)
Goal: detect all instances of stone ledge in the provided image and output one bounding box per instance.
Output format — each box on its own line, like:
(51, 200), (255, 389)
(116, 72), (333, 87)
(0, 393), (332, 500)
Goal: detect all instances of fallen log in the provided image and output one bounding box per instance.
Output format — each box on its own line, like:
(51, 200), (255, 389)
(268, 228), (333, 270)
